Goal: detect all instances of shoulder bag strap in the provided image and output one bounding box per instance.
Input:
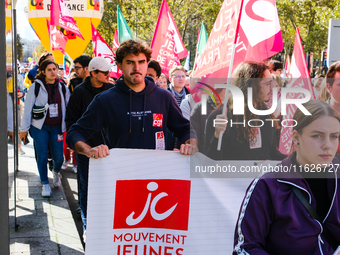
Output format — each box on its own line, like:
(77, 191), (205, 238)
(291, 186), (338, 250)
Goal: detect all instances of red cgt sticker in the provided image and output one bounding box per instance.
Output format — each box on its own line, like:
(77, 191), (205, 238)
(153, 114), (163, 127)
(114, 179), (191, 231)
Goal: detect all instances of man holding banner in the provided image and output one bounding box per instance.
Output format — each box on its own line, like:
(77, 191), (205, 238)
(66, 39), (197, 158)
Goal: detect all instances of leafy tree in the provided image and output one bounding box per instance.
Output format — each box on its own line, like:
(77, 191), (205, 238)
(84, 0), (340, 73)
(85, 0), (223, 67)
(276, 0), (340, 71)
(17, 34), (23, 61)
(34, 43), (47, 59)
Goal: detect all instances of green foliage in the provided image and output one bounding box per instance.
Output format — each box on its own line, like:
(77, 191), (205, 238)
(84, 0), (223, 64)
(34, 43), (47, 58)
(17, 34), (23, 61)
(277, 0), (340, 70)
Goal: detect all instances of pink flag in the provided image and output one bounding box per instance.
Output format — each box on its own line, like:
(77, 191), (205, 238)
(47, 19), (67, 54)
(112, 28), (119, 50)
(278, 27), (315, 155)
(194, 0), (283, 78)
(50, 0), (84, 40)
(91, 22), (122, 78)
(150, 0), (188, 77)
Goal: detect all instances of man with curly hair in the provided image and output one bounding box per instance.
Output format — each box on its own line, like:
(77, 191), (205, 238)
(67, 38), (197, 158)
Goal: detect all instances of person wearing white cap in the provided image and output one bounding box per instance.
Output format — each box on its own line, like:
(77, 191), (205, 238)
(65, 56), (114, 241)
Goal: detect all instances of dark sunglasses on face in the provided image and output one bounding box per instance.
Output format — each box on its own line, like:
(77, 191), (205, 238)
(97, 70), (110, 76)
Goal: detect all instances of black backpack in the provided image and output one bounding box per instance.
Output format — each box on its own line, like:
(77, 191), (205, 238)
(34, 81), (67, 99)
(31, 82), (67, 120)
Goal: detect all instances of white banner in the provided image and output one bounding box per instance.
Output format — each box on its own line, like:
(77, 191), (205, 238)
(86, 149), (278, 254)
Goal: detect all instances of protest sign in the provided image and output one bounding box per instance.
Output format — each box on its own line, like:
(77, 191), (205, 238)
(85, 149), (274, 254)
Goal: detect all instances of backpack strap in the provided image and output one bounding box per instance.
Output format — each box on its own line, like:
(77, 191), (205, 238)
(35, 81), (66, 99)
(34, 82), (40, 98)
(61, 82), (66, 99)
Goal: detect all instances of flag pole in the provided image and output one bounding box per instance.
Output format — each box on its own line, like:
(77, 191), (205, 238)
(47, 19), (52, 54)
(193, 25), (201, 71)
(217, 0), (244, 150)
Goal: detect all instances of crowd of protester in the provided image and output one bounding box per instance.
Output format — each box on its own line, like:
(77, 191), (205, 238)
(8, 39), (340, 252)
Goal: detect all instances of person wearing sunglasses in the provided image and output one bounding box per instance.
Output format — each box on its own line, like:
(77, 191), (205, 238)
(65, 57), (114, 241)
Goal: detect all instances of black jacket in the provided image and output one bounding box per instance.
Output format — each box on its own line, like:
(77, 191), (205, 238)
(66, 76), (193, 151)
(68, 77), (83, 94)
(190, 96), (216, 152)
(65, 76), (114, 147)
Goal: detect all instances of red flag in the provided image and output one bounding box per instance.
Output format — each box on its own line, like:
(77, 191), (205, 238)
(47, 19), (67, 54)
(151, 0), (188, 77)
(50, 0), (84, 40)
(91, 22), (122, 78)
(278, 27), (315, 155)
(112, 28), (119, 50)
(194, 0), (283, 78)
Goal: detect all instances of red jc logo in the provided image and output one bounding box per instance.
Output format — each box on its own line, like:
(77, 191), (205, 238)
(114, 180), (191, 230)
(153, 114), (163, 127)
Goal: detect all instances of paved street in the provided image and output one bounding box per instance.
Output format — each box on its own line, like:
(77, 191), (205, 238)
(8, 139), (84, 254)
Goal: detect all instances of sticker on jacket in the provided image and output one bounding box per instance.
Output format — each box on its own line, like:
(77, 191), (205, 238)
(250, 128), (262, 149)
(155, 131), (165, 150)
(58, 134), (64, 141)
(49, 103), (58, 118)
(153, 113), (163, 127)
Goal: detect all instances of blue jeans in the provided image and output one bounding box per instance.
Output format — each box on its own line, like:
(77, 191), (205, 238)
(75, 153), (89, 231)
(30, 125), (63, 184)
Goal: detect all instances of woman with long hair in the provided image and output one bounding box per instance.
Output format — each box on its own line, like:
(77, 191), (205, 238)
(205, 61), (285, 160)
(319, 77), (331, 102)
(19, 59), (70, 197)
(233, 100), (340, 254)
